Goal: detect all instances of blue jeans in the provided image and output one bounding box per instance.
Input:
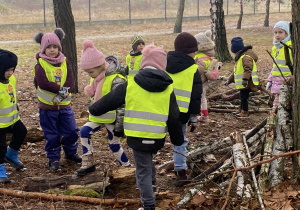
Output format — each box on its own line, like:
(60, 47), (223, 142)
(173, 124), (188, 171)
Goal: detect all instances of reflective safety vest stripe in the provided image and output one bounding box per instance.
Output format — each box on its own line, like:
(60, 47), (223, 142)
(234, 55), (259, 89)
(167, 64), (198, 113)
(272, 40), (292, 77)
(126, 54), (142, 77)
(89, 74), (126, 124)
(124, 78), (172, 139)
(194, 52), (211, 72)
(0, 75), (20, 128)
(36, 58), (71, 106)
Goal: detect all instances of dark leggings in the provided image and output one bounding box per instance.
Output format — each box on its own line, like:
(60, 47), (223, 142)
(0, 120), (27, 164)
(240, 88), (251, 112)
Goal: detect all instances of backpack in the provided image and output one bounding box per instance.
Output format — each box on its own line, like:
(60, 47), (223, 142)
(197, 56), (222, 81)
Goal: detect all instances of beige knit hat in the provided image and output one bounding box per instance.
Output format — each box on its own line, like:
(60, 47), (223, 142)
(194, 30), (215, 52)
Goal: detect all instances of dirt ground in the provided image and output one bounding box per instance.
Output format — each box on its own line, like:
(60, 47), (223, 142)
(0, 13), (296, 210)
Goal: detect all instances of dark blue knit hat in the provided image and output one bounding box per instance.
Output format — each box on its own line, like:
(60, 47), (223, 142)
(231, 37), (244, 53)
(0, 49), (18, 80)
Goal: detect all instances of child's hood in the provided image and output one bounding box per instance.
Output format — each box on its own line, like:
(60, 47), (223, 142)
(105, 55), (126, 77)
(166, 51), (195, 74)
(134, 68), (173, 93)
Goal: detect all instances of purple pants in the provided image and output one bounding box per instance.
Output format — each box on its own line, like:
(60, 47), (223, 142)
(39, 107), (78, 162)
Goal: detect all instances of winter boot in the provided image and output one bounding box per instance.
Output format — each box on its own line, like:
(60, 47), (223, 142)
(5, 147), (24, 170)
(49, 161), (61, 171)
(76, 154), (96, 176)
(65, 154), (82, 164)
(0, 164), (11, 184)
(235, 110), (249, 119)
(175, 170), (190, 187)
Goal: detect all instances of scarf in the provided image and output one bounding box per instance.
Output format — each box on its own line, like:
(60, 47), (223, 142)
(273, 35), (290, 49)
(84, 70), (107, 102)
(39, 52), (65, 65)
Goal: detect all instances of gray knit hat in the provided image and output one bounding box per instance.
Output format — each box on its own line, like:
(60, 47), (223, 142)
(194, 30), (215, 52)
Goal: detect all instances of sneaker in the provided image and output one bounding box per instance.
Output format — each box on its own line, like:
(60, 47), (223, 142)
(232, 109), (242, 116)
(235, 110), (249, 119)
(197, 115), (209, 123)
(49, 161), (61, 171)
(65, 154), (82, 164)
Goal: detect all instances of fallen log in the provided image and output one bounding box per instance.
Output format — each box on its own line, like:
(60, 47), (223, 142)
(258, 115), (275, 195)
(208, 89), (238, 101)
(232, 132), (252, 198)
(208, 108), (271, 114)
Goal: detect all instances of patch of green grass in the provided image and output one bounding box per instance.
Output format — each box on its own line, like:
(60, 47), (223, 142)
(65, 188), (101, 198)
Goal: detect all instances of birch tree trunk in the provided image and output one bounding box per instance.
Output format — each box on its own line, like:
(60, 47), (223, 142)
(210, 0), (232, 62)
(173, 0), (185, 33)
(53, 0), (78, 93)
(269, 84), (292, 186)
(292, 0), (300, 183)
(237, 0), (243, 29)
(264, 0), (271, 27)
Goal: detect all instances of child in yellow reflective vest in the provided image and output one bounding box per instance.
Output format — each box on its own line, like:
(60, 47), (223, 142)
(76, 40), (131, 176)
(266, 21), (292, 112)
(0, 49), (27, 184)
(125, 35), (145, 76)
(225, 37), (259, 118)
(34, 28), (81, 171)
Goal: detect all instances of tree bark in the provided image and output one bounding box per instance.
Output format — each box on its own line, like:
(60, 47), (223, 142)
(210, 0), (232, 62)
(237, 0), (243, 29)
(292, 0), (300, 184)
(258, 115), (275, 194)
(173, 0), (185, 33)
(269, 84), (292, 186)
(264, 0), (271, 27)
(53, 0), (78, 93)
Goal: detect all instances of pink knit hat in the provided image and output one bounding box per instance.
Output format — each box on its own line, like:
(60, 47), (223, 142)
(34, 28), (65, 53)
(140, 43), (167, 70)
(80, 40), (105, 70)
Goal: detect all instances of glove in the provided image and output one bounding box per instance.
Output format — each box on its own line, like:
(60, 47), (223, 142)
(224, 80), (229, 86)
(242, 79), (248, 87)
(58, 87), (70, 99)
(266, 82), (272, 90)
(188, 115), (197, 132)
(52, 94), (64, 105)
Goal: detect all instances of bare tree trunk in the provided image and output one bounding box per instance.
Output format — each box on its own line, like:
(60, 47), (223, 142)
(292, 0), (300, 183)
(173, 0), (185, 33)
(264, 0), (271, 27)
(210, 0), (232, 62)
(269, 84), (292, 186)
(53, 0), (78, 93)
(237, 0), (243, 29)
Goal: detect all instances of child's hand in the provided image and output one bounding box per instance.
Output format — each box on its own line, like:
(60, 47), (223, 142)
(266, 82), (272, 90)
(52, 98), (59, 106)
(224, 80), (230, 86)
(242, 79), (248, 87)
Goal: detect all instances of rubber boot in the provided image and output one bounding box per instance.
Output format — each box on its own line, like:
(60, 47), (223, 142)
(5, 147), (24, 170)
(76, 154), (96, 176)
(0, 164), (11, 184)
(175, 170), (190, 187)
(65, 154), (82, 163)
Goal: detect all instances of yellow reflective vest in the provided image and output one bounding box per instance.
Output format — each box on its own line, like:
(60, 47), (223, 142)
(35, 58), (71, 106)
(234, 55), (259, 89)
(272, 40), (292, 77)
(124, 77), (173, 139)
(0, 75), (20, 128)
(194, 52), (211, 73)
(89, 74), (126, 124)
(126, 53), (142, 77)
(167, 64), (198, 113)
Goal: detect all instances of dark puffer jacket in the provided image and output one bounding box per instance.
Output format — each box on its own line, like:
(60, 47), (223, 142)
(166, 51), (202, 124)
(89, 68), (184, 153)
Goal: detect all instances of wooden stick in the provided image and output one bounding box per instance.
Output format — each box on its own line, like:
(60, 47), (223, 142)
(221, 170), (237, 210)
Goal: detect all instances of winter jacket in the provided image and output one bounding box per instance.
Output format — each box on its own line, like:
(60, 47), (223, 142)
(34, 53), (74, 110)
(166, 51), (202, 124)
(124, 50), (142, 75)
(105, 55), (127, 134)
(228, 46), (259, 92)
(89, 68), (184, 153)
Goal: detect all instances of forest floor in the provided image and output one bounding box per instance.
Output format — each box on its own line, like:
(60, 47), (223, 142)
(0, 12), (297, 210)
